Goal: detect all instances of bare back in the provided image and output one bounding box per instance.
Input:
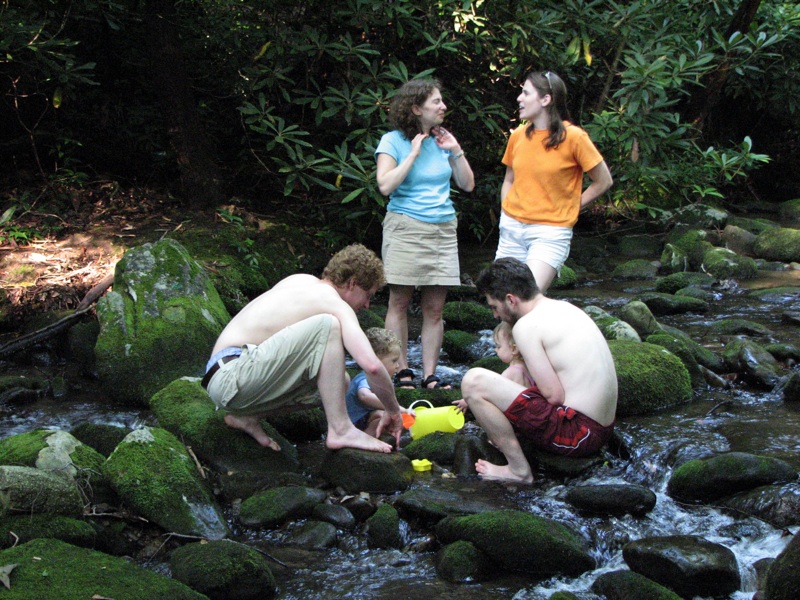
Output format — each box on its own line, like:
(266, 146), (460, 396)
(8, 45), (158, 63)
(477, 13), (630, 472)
(213, 274), (349, 352)
(513, 297), (617, 426)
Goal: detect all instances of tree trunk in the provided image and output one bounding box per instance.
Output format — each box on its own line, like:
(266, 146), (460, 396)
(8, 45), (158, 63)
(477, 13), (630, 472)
(144, 0), (223, 209)
(686, 0), (763, 134)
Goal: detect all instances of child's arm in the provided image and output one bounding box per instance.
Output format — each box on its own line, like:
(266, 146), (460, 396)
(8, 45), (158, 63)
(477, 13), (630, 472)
(452, 399), (469, 413)
(357, 386), (386, 411)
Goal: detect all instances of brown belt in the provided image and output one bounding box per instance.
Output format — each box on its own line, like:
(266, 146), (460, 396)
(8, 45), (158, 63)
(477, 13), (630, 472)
(201, 355), (239, 389)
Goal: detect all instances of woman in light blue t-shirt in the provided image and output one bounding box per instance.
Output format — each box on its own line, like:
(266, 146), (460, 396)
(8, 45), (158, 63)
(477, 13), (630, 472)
(375, 78), (475, 389)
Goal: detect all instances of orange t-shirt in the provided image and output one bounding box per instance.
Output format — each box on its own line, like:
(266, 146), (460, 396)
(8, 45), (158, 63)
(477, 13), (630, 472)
(501, 122), (603, 228)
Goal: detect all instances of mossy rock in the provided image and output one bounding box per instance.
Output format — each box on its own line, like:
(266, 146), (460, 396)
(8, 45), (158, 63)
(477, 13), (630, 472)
(149, 378), (300, 475)
(401, 431), (459, 464)
(667, 229), (716, 270)
(442, 329), (482, 363)
(435, 540), (495, 583)
(611, 259), (658, 280)
(616, 234), (663, 258)
(591, 569), (682, 600)
(435, 509), (594, 577)
(0, 538), (207, 599)
(95, 238), (232, 406)
(655, 272), (716, 294)
(586, 306), (641, 342)
(238, 485), (326, 528)
(551, 264), (578, 289)
(753, 227), (800, 262)
(763, 530), (800, 600)
(0, 465), (84, 517)
(635, 291), (709, 315)
(645, 334), (704, 388)
(701, 246), (757, 280)
(170, 539), (276, 599)
(667, 452), (797, 504)
(727, 216), (779, 235)
(469, 355), (506, 374)
(777, 198), (800, 224)
(442, 300), (495, 332)
(0, 514), (96, 550)
(103, 426), (229, 539)
(608, 340), (692, 417)
(69, 422), (131, 457)
(0, 375), (48, 404)
(357, 307), (385, 330)
(708, 317), (772, 338)
(366, 502), (403, 549)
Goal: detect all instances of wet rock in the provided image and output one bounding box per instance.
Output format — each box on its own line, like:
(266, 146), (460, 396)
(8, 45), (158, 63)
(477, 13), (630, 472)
(585, 305), (641, 342)
(0, 428), (114, 504)
(666, 229), (716, 270)
(719, 483), (800, 529)
(667, 452), (797, 504)
(611, 259), (659, 280)
(674, 285), (716, 301)
(661, 324), (726, 372)
(149, 378), (301, 493)
(728, 215), (779, 235)
(95, 238), (231, 406)
(311, 503), (356, 530)
(623, 534), (740, 598)
(0, 465), (83, 516)
(394, 486), (499, 525)
(452, 433), (488, 476)
(402, 430), (458, 464)
(238, 485), (326, 528)
(659, 242), (690, 274)
(749, 286), (800, 303)
(591, 569), (682, 600)
(563, 484), (657, 517)
(608, 340), (692, 417)
(435, 540), (495, 583)
(551, 263), (578, 289)
(340, 495), (377, 522)
(435, 509), (595, 578)
(636, 291), (709, 315)
(701, 246), (758, 279)
(526, 447), (605, 477)
(442, 300), (495, 331)
(0, 538), (206, 599)
(103, 426), (230, 539)
(782, 371), (800, 402)
(782, 310), (800, 326)
(753, 227), (800, 262)
(170, 539), (276, 600)
(287, 520), (338, 549)
(763, 530), (800, 600)
(319, 447), (413, 493)
(70, 422), (131, 457)
(0, 514), (96, 550)
(721, 338), (784, 389)
(763, 342), (800, 363)
(0, 375), (47, 404)
(366, 502), (403, 549)
(617, 300), (665, 338)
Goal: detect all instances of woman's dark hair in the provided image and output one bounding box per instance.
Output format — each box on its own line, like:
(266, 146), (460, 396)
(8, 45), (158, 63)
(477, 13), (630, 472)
(524, 71), (569, 149)
(475, 258), (539, 301)
(388, 78), (442, 140)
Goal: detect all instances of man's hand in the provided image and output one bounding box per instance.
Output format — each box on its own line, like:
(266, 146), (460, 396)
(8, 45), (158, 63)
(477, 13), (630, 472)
(375, 411), (404, 448)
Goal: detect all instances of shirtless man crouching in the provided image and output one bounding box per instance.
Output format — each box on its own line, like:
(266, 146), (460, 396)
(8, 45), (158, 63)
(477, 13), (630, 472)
(201, 244), (403, 453)
(459, 258), (617, 483)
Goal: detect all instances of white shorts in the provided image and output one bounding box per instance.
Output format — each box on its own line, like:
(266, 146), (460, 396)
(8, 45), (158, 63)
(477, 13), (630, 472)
(495, 212), (573, 272)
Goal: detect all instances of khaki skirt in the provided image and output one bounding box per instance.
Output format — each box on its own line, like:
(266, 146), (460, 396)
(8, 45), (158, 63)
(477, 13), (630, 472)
(382, 211), (460, 286)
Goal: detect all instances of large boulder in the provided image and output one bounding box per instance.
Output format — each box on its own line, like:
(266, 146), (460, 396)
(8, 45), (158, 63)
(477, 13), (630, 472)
(95, 238), (230, 406)
(667, 452), (797, 504)
(608, 340), (692, 417)
(319, 448), (413, 493)
(435, 509), (594, 578)
(0, 538), (206, 599)
(103, 426), (229, 539)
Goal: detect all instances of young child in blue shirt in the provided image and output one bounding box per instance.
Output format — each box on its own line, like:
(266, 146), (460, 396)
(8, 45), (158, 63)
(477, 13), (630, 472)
(346, 328), (416, 437)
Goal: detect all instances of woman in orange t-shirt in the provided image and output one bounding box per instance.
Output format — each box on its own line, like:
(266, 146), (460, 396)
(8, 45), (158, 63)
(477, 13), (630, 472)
(497, 71), (613, 292)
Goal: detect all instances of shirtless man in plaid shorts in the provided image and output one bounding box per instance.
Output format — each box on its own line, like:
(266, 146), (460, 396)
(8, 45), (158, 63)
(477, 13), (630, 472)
(459, 258), (617, 483)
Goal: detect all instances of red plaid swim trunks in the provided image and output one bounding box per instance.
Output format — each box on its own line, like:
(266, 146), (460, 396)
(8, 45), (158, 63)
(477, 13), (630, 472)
(503, 385), (614, 457)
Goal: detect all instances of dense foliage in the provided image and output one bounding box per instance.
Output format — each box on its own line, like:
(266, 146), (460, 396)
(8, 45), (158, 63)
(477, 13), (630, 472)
(3, 0), (800, 245)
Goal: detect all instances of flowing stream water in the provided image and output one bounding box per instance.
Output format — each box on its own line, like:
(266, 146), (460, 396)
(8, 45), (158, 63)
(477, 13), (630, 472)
(2, 244), (799, 599)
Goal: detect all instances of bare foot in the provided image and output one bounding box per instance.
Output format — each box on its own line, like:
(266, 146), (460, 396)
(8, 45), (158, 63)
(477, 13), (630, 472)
(326, 426), (392, 453)
(475, 459), (533, 483)
(224, 413), (281, 451)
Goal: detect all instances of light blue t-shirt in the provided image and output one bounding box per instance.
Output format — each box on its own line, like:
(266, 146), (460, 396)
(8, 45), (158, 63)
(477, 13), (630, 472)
(345, 371), (373, 426)
(375, 130), (456, 223)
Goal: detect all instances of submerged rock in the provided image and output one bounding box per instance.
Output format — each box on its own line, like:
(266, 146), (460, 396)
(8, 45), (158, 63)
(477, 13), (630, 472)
(763, 530), (800, 600)
(563, 483), (657, 517)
